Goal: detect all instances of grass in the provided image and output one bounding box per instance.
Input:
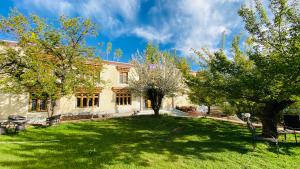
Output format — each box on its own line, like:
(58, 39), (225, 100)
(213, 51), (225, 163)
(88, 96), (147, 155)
(0, 115), (299, 169)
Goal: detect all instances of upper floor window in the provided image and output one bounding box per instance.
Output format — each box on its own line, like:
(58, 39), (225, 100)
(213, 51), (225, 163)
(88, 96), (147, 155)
(120, 72), (128, 84)
(116, 66), (130, 84)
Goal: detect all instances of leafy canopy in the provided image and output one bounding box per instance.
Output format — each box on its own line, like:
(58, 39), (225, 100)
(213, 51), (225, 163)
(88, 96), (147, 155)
(0, 10), (102, 111)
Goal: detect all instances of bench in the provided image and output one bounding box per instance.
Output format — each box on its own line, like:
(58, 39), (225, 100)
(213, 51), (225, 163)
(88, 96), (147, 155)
(0, 120), (9, 135)
(8, 115), (28, 132)
(46, 114), (61, 126)
(0, 115), (28, 134)
(280, 115), (300, 143)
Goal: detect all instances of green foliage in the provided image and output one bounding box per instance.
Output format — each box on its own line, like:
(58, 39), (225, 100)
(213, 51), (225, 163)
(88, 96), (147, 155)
(145, 42), (160, 63)
(114, 48), (123, 61)
(105, 41), (112, 60)
(283, 97), (300, 115)
(175, 57), (190, 76)
(0, 10), (102, 116)
(220, 102), (237, 115)
(190, 0), (299, 137)
(185, 70), (223, 114)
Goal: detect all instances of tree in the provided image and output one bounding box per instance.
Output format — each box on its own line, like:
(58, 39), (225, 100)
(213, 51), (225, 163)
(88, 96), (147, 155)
(114, 48), (123, 62)
(193, 0), (299, 138)
(106, 42), (112, 60)
(185, 71), (222, 114)
(0, 10), (102, 117)
(129, 46), (183, 116)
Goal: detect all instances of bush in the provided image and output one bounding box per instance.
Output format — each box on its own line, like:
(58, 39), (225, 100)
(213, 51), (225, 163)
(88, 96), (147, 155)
(282, 101), (300, 115)
(220, 102), (237, 116)
(175, 106), (196, 113)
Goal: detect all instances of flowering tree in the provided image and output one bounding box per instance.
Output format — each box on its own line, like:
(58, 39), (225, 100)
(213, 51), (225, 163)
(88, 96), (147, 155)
(129, 49), (183, 116)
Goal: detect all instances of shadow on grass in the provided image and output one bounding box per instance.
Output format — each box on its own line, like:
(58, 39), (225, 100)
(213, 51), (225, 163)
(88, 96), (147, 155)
(0, 115), (298, 169)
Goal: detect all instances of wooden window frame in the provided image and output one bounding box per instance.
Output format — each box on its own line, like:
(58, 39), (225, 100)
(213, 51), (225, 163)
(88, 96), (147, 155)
(29, 96), (48, 112)
(76, 93), (100, 108)
(116, 93), (131, 105)
(119, 72), (128, 84)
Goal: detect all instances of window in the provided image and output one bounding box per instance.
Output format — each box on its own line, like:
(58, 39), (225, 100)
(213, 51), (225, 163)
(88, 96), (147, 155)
(76, 94), (99, 108)
(120, 72), (128, 84)
(29, 96), (47, 112)
(116, 93), (131, 105)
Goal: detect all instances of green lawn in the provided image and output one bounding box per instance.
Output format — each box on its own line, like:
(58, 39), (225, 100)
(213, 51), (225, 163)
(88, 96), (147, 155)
(0, 116), (299, 169)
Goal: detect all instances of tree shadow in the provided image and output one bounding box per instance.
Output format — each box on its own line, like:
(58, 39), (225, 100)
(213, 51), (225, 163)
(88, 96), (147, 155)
(0, 116), (297, 168)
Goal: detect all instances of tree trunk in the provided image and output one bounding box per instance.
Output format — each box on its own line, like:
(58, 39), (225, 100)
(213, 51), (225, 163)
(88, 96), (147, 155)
(152, 95), (163, 117)
(47, 97), (57, 117)
(207, 105), (211, 115)
(261, 117), (278, 138)
(154, 108), (160, 116)
(260, 100), (293, 138)
(47, 99), (52, 117)
(147, 88), (164, 117)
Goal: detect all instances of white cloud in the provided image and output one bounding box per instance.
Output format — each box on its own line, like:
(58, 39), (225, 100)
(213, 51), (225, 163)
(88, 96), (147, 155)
(14, 0), (140, 36)
(144, 0), (245, 56)
(13, 0), (247, 56)
(132, 26), (171, 44)
(16, 0), (74, 16)
(81, 0), (140, 32)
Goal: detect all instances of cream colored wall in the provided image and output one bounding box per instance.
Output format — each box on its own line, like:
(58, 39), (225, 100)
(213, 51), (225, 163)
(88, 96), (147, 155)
(174, 94), (194, 107)
(0, 60), (195, 117)
(0, 93), (29, 119)
(0, 45), (28, 118)
(161, 94), (194, 110)
(57, 95), (102, 114)
(99, 63), (195, 112)
(99, 63), (141, 113)
(56, 63), (142, 114)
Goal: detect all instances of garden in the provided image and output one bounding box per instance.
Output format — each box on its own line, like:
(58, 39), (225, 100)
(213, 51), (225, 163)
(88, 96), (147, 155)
(0, 116), (299, 169)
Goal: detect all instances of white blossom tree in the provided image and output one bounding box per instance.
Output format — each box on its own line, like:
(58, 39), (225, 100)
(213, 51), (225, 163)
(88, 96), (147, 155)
(129, 50), (183, 116)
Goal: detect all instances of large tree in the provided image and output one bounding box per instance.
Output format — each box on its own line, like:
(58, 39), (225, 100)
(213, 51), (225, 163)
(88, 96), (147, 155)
(193, 0), (299, 138)
(185, 71), (223, 115)
(129, 45), (183, 116)
(0, 10), (102, 117)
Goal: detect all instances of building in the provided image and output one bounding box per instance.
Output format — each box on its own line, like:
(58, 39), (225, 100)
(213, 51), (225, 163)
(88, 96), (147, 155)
(0, 41), (193, 119)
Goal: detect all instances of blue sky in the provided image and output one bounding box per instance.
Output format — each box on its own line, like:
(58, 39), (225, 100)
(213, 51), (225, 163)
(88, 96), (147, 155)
(0, 0), (251, 66)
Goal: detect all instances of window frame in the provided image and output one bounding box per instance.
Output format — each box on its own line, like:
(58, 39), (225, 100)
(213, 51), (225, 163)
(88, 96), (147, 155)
(119, 72), (128, 84)
(76, 93), (100, 108)
(29, 95), (48, 112)
(116, 93), (132, 106)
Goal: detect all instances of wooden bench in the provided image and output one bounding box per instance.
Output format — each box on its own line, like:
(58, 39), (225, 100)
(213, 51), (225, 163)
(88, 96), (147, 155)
(46, 114), (61, 126)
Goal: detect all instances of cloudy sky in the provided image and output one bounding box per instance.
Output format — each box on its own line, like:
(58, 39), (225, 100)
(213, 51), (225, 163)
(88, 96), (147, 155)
(0, 0), (250, 64)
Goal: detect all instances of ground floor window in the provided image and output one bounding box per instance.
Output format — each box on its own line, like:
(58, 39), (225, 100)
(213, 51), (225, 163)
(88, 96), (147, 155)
(116, 93), (131, 105)
(29, 95), (48, 112)
(76, 93), (99, 108)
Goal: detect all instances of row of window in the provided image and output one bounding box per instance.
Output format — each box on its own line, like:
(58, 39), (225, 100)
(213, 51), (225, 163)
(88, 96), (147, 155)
(116, 93), (131, 105)
(76, 94), (99, 108)
(29, 93), (132, 112)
